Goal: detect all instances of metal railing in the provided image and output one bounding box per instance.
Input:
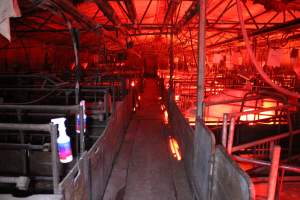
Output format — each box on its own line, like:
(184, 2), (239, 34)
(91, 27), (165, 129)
(0, 122), (60, 194)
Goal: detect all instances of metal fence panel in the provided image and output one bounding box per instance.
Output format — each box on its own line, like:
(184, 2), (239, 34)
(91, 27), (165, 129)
(169, 101), (215, 200)
(60, 152), (90, 200)
(211, 146), (254, 200)
(86, 92), (132, 200)
(193, 120), (216, 200)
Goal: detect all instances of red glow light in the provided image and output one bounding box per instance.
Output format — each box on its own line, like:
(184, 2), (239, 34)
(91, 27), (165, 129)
(131, 81), (135, 87)
(168, 137), (182, 161)
(164, 110), (168, 124)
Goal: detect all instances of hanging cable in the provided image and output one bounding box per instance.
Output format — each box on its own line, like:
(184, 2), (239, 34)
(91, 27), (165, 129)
(236, 0), (300, 98)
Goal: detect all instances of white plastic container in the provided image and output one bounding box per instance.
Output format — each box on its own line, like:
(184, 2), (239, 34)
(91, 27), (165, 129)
(51, 117), (73, 163)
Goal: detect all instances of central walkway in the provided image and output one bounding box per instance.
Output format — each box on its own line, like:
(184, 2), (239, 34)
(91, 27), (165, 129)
(103, 79), (192, 200)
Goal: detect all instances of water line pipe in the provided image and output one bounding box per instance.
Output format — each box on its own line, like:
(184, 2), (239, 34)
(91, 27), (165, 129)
(236, 0), (300, 98)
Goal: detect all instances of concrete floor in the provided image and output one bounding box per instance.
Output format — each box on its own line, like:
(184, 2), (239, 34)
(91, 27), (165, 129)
(103, 79), (192, 200)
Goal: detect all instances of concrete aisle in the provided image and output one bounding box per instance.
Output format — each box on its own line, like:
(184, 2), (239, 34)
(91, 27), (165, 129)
(103, 79), (192, 200)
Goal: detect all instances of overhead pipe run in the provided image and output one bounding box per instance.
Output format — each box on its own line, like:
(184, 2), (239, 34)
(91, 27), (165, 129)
(32, 0), (99, 30)
(123, 0), (137, 24)
(93, 0), (128, 36)
(176, 1), (199, 32)
(32, 0), (140, 57)
(208, 17), (300, 48)
(236, 0), (300, 98)
(163, 0), (181, 26)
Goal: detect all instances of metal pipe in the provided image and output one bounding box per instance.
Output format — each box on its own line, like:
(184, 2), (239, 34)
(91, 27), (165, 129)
(50, 123), (60, 194)
(233, 155), (300, 174)
(124, 0), (137, 24)
(195, 0), (206, 120)
(208, 18), (300, 48)
(232, 127), (300, 153)
(168, 26), (174, 104)
(222, 113), (228, 147)
(227, 117), (236, 154)
(79, 105), (85, 155)
(0, 104), (79, 111)
(0, 143), (44, 150)
(267, 146), (281, 200)
(287, 111), (294, 161)
(0, 123), (51, 132)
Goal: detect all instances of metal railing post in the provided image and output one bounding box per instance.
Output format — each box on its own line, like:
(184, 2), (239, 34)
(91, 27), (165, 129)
(50, 123), (60, 194)
(227, 116), (236, 155)
(267, 145), (281, 200)
(222, 113), (228, 147)
(79, 105), (85, 155)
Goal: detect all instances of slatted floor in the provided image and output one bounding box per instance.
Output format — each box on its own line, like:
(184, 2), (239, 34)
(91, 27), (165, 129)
(103, 79), (192, 200)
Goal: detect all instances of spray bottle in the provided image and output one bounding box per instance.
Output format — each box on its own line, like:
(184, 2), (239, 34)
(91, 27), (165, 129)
(51, 117), (73, 163)
(76, 100), (87, 134)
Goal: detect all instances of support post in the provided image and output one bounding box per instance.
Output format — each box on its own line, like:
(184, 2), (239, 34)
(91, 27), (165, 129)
(79, 105), (85, 155)
(267, 145), (281, 200)
(227, 116), (236, 155)
(168, 25), (174, 104)
(222, 113), (228, 147)
(50, 123), (60, 194)
(195, 0), (206, 123)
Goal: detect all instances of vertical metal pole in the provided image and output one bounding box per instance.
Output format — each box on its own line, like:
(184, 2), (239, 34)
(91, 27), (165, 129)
(79, 105), (85, 155)
(168, 25), (174, 104)
(112, 87), (116, 113)
(105, 92), (109, 119)
(50, 123), (60, 194)
(227, 116), (236, 155)
(196, 0), (206, 124)
(222, 113), (228, 147)
(267, 145), (281, 200)
(287, 111), (293, 161)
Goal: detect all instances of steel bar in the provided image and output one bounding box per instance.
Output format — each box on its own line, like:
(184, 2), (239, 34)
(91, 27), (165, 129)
(195, 0), (206, 120)
(208, 18), (300, 48)
(242, 1), (259, 30)
(0, 104), (79, 112)
(163, 0), (181, 26)
(33, 0), (98, 30)
(267, 146), (281, 200)
(0, 143), (44, 150)
(176, 1), (198, 31)
(50, 124), (60, 194)
(139, 0), (153, 25)
(233, 155), (300, 174)
(209, 0), (235, 28)
(124, 0), (137, 24)
(227, 117), (236, 154)
(222, 113), (228, 147)
(168, 26), (175, 104)
(79, 105), (85, 155)
(0, 123), (51, 132)
(287, 111), (294, 161)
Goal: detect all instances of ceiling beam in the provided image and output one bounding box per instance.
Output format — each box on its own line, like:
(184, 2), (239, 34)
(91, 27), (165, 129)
(31, 0), (99, 30)
(163, 0), (181, 25)
(93, 0), (130, 37)
(176, 1), (198, 32)
(208, 18), (300, 48)
(123, 0), (137, 24)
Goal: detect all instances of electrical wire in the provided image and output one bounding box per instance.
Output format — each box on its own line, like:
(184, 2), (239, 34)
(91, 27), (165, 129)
(236, 0), (300, 98)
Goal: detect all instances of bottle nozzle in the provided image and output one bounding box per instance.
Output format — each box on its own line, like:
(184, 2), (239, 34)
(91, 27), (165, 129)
(51, 117), (66, 133)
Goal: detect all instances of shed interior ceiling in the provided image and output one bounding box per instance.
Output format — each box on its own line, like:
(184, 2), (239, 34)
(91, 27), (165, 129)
(2, 0), (300, 64)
